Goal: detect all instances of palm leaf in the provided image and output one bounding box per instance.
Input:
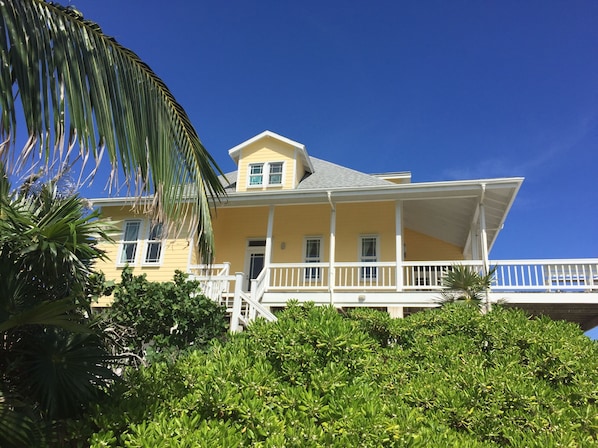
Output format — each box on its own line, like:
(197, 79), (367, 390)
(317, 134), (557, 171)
(0, 0), (225, 262)
(0, 299), (89, 333)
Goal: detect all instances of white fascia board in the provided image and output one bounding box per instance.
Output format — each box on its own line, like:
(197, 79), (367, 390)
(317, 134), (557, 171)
(91, 177), (524, 212)
(216, 177), (524, 207)
(90, 196), (142, 208)
(486, 178), (524, 252)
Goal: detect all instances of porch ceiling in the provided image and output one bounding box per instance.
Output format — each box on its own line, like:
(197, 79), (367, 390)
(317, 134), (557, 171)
(402, 182), (521, 252)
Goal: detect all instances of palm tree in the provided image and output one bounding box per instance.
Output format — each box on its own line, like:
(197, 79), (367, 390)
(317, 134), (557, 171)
(0, 0), (225, 262)
(0, 169), (119, 446)
(440, 264), (496, 310)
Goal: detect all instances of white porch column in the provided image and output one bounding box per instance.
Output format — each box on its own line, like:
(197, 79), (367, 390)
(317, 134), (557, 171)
(479, 197), (491, 313)
(264, 205), (275, 289)
(395, 200), (404, 291)
(479, 203), (489, 274)
(471, 225), (480, 261)
(328, 192), (336, 305)
(388, 306), (404, 319)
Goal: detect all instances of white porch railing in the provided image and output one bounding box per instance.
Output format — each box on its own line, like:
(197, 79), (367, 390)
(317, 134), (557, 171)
(188, 267), (277, 333)
(265, 259), (598, 292)
(491, 259), (598, 292)
(188, 259), (598, 331)
(188, 263), (232, 306)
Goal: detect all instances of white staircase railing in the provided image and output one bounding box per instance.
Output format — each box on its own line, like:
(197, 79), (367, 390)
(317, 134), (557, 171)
(189, 266), (276, 332)
(230, 284), (277, 333)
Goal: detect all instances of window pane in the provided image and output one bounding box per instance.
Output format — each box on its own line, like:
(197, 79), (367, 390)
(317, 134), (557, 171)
(269, 162), (283, 184)
(145, 222), (163, 263)
(306, 239), (320, 259)
(360, 236), (377, 280)
(124, 221), (140, 241)
(148, 222), (163, 240)
(362, 237), (377, 258)
(305, 238), (321, 280)
(120, 242), (137, 263)
(249, 164), (264, 185)
(145, 242), (162, 263)
(120, 221), (140, 264)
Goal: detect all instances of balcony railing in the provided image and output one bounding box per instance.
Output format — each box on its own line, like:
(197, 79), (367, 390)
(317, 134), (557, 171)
(190, 259), (598, 298)
(266, 259), (598, 292)
(188, 259), (598, 332)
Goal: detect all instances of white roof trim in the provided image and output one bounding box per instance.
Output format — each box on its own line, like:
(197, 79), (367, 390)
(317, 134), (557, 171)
(228, 130), (314, 173)
(90, 177), (523, 208)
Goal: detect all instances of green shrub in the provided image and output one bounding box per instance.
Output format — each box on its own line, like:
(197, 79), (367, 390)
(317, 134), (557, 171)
(102, 268), (228, 362)
(84, 303), (598, 447)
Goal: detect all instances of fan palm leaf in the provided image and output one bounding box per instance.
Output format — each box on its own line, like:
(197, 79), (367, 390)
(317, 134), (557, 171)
(0, 0), (224, 261)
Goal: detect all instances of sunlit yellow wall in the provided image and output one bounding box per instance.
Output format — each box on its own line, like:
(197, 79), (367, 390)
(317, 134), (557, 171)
(271, 204), (331, 263)
(404, 228), (463, 261)
(211, 206), (270, 273)
(236, 139), (297, 192)
(335, 202), (396, 261)
(93, 206), (192, 291)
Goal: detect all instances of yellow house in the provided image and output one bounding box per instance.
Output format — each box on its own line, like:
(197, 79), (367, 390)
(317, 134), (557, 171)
(92, 131), (598, 331)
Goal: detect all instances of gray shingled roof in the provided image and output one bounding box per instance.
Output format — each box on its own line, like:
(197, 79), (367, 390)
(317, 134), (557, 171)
(297, 157), (394, 189)
(219, 157), (394, 192)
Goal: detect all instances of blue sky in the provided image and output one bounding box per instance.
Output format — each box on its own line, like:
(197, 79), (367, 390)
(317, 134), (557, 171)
(71, 0), (597, 262)
(62, 0), (598, 338)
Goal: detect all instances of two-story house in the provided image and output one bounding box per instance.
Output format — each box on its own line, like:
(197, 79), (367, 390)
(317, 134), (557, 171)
(92, 131), (598, 331)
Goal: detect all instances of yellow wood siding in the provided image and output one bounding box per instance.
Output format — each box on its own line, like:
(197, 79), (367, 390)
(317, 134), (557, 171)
(272, 205), (330, 263)
(404, 228), (464, 261)
(211, 206), (269, 273)
(93, 206), (192, 286)
(335, 202), (396, 262)
(236, 140), (297, 191)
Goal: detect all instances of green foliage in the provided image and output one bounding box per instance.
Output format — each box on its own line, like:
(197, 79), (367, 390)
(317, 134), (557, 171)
(102, 268), (228, 362)
(82, 303), (598, 446)
(440, 264), (496, 306)
(0, 173), (117, 446)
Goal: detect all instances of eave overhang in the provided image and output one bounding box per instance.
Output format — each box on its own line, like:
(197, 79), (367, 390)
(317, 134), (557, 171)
(91, 177), (523, 254)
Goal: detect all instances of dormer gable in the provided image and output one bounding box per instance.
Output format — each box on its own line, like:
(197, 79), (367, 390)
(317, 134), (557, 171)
(228, 131), (314, 192)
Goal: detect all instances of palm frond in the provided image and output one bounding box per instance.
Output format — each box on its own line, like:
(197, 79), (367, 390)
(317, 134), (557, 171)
(0, 299), (88, 333)
(0, 0), (225, 261)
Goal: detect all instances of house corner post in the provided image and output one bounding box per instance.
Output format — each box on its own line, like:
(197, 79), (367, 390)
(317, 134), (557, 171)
(328, 192), (336, 305)
(395, 200), (404, 291)
(479, 184), (491, 312)
(264, 205), (275, 291)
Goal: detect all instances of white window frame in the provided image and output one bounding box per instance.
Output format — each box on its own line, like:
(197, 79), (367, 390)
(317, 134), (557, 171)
(117, 219), (165, 267)
(359, 235), (379, 280)
(248, 163), (264, 186)
(118, 220), (142, 265)
(142, 221), (164, 265)
(247, 161), (284, 187)
(268, 162), (284, 185)
(304, 237), (322, 280)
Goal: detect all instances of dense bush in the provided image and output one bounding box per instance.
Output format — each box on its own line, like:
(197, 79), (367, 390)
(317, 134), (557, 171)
(101, 268), (228, 362)
(85, 302), (598, 447)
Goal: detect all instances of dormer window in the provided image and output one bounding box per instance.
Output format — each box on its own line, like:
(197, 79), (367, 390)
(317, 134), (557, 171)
(247, 162), (284, 187)
(249, 163), (264, 186)
(269, 162), (283, 185)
